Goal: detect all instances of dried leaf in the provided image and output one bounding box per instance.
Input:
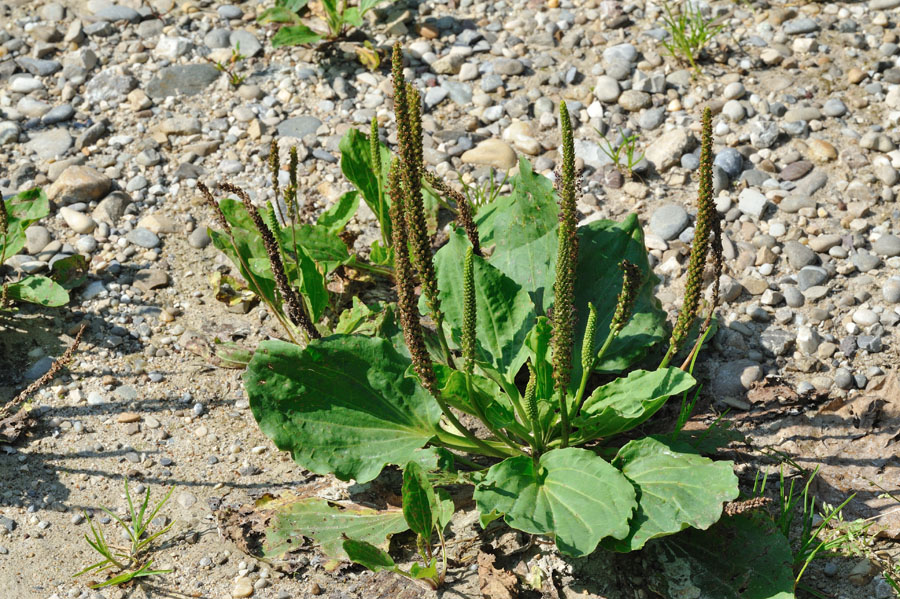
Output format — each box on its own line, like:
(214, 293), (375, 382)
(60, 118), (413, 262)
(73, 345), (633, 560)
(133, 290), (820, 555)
(478, 551), (518, 599)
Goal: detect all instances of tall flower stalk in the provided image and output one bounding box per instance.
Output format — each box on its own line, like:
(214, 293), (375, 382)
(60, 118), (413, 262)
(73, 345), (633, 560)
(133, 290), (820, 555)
(661, 107), (718, 368)
(388, 159), (507, 458)
(391, 43), (454, 366)
(551, 100), (579, 448)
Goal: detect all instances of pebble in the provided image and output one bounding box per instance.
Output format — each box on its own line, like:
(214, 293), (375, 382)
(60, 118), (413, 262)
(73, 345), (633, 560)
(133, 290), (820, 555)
(713, 148), (743, 178)
(649, 204), (689, 241)
(883, 278), (900, 303)
(783, 241), (817, 269)
(872, 234), (900, 257)
(233, 577), (254, 598)
(126, 228), (161, 249)
(47, 166), (111, 204)
(645, 129), (691, 172)
(59, 207), (97, 235)
(737, 188), (767, 219)
(593, 76), (620, 102)
(617, 90), (650, 112)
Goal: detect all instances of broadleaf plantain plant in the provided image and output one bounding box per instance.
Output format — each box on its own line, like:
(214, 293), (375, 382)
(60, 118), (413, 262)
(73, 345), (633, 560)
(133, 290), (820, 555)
(244, 45), (736, 567)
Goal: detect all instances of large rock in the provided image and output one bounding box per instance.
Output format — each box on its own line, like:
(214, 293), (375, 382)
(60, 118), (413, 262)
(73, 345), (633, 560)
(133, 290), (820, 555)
(461, 139), (517, 170)
(145, 64), (220, 99)
(47, 166), (111, 204)
(645, 129), (693, 172)
(84, 66), (137, 104)
(25, 129), (73, 160)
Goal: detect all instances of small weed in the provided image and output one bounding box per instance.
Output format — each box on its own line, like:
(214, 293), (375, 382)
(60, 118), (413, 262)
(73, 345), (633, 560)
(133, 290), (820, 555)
(212, 43), (248, 88)
(755, 467), (857, 590)
(659, 0), (725, 76)
(595, 126), (645, 177)
(458, 169), (509, 212)
(74, 479), (175, 589)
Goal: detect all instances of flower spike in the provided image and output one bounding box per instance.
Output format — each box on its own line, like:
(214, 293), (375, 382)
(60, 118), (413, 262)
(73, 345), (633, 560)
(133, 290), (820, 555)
(462, 246), (476, 374)
(551, 100), (580, 447)
(663, 107), (715, 366)
(219, 182), (319, 340)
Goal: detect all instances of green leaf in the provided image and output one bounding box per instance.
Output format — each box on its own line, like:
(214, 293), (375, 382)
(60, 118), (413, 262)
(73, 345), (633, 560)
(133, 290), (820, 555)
(262, 495), (408, 561)
(256, 5), (304, 23)
(50, 254), (88, 289)
(402, 461), (435, 538)
(317, 190), (359, 234)
(573, 214), (668, 373)
(213, 340), (254, 369)
(432, 227), (535, 379)
(434, 365), (517, 431)
(341, 6), (362, 27)
(2, 188), (50, 258)
(245, 335), (442, 483)
(6, 275), (69, 307)
(473, 447), (637, 557)
(360, 0), (390, 15)
(408, 560), (438, 580)
(434, 488), (454, 532)
(573, 368), (696, 442)
(369, 240), (393, 266)
(343, 539), (397, 572)
(608, 436), (738, 551)
(291, 243), (328, 322)
(279, 223), (350, 275)
(339, 128), (392, 239)
(271, 24), (323, 47)
(648, 513), (795, 599)
(484, 157), (559, 312)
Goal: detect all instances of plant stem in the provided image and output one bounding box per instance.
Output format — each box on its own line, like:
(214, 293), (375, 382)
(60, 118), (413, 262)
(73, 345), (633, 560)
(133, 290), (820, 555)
(464, 372), (526, 455)
(346, 256), (394, 279)
(573, 329), (617, 417)
(432, 429), (510, 458)
(434, 316), (455, 368)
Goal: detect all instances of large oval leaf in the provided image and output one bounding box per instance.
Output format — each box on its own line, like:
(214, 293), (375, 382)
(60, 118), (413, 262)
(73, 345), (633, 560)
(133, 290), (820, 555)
(245, 335), (442, 483)
(432, 228), (535, 379)
(483, 157), (559, 312)
(572, 368), (696, 443)
(609, 436), (739, 552)
(473, 447), (637, 557)
(573, 214), (668, 374)
(6, 275), (69, 307)
(262, 495), (407, 561)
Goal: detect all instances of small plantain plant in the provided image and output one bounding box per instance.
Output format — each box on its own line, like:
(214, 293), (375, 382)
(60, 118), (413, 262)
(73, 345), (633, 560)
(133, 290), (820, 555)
(596, 126), (645, 178)
(200, 139), (396, 346)
(242, 44), (737, 569)
(259, 0), (395, 47)
(1, 189), (70, 309)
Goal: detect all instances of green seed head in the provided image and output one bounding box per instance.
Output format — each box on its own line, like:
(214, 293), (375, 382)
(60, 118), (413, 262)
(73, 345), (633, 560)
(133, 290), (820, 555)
(670, 107), (715, 354)
(370, 116), (380, 173)
(551, 99), (580, 393)
(580, 302), (598, 371)
(268, 139), (280, 201)
(525, 360), (539, 426)
(462, 246), (476, 373)
(611, 260), (643, 335)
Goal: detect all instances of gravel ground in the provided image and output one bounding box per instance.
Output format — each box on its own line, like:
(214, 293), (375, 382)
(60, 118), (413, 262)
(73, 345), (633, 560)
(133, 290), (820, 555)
(2, 0), (900, 597)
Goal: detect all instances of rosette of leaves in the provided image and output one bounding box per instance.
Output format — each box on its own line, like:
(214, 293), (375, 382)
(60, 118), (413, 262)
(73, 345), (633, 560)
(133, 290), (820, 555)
(244, 45), (735, 564)
(1, 189), (71, 309)
(259, 0), (395, 47)
(201, 142), (394, 346)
